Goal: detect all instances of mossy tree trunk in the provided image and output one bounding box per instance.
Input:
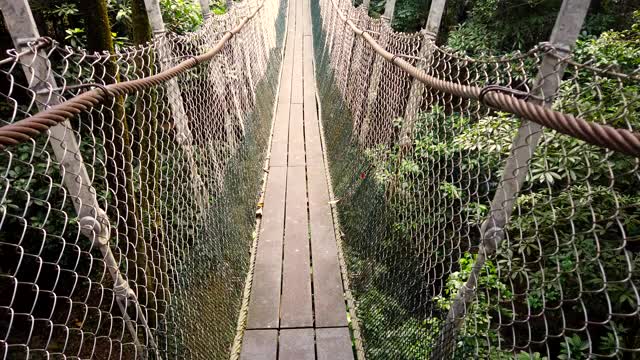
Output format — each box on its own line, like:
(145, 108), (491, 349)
(77, 0), (113, 54)
(131, 0), (153, 45)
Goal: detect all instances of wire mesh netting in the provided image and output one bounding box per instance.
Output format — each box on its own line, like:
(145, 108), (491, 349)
(0, 0), (287, 358)
(312, 0), (640, 358)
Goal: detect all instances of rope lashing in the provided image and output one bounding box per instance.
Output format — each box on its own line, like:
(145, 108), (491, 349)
(477, 85), (542, 104)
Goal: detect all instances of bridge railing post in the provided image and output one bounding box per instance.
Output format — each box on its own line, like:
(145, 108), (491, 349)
(232, 5), (257, 137)
(331, 0), (352, 99)
(362, 0), (371, 14)
(199, 0), (212, 20)
(358, 13), (391, 146)
(143, 0), (207, 211)
(325, 0), (345, 62)
(0, 0), (159, 355)
(398, 0), (446, 151)
(356, 0), (405, 147)
(436, 0), (591, 356)
(336, 6), (358, 97)
(362, 0), (371, 12)
(382, 0), (397, 23)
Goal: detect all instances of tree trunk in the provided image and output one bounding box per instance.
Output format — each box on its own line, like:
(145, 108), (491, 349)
(77, 0), (114, 53)
(131, 0), (153, 45)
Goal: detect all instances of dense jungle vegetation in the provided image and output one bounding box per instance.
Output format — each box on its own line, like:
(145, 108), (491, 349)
(337, 0), (640, 359)
(0, 0), (228, 57)
(366, 0), (639, 52)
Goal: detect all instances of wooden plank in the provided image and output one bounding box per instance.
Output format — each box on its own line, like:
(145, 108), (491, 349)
(287, 0), (297, 36)
(303, 0), (312, 36)
(270, 102), (290, 167)
(278, 31), (295, 104)
(279, 0), (296, 105)
(288, 104), (305, 167)
(303, 35), (315, 100)
(303, 98), (321, 165)
(303, 35), (322, 165)
(279, 328), (315, 360)
(307, 165), (348, 327)
(246, 167), (287, 329)
(303, 99), (321, 165)
(240, 330), (278, 360)
(316, 328), (353, 360)
(280, 166), (313, 327)
(290, 0), (304, 104)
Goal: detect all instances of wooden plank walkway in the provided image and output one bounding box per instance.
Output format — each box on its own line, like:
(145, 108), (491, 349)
(240, 0), (353, 358)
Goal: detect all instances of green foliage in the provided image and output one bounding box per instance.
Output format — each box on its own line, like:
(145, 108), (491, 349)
(64, 27), (86, 47)
(573, 11), (640, 72)
(45, 2), (79, 20)
(446, 22), (501, 55)
(365, 0), (386, 18)
(160, 0), (203, 34)
(356, 252), (540, 359)
(354, 16), (640, 356)
(435, 253), (514, 359)
(358, 288), (440, 359)
(443, 0), (640, 54)
(211, 0), (231, 15)
(391, 0), (430, 32)
(446, 0), (561, 54)
(29, 0), (211, 46)
(112, 32), (130, 49)
(108, 0), (133, 29)
(558, 334), (590, 360)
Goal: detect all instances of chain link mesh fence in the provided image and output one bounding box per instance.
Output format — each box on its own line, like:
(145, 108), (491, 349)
(312, 0), (640, 358)
(0, 0), (286, 358)
(3, 0), (640, 358)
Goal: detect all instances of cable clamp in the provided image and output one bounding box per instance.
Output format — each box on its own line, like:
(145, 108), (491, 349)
(478, 85), (542, 106)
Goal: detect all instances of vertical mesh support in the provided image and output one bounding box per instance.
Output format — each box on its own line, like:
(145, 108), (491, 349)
(312, 0), (640, 359)
(0, 0), (287, 358)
